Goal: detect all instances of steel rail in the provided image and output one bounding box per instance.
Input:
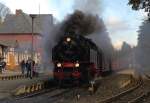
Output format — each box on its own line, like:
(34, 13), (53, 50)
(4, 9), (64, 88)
(98, 77), (143, 103)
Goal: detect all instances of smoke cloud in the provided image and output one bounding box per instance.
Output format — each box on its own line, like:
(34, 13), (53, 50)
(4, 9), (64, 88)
(61, 10), (102, 35)
(42, 0), (113, 70)
(59, 10), (113, 56)
(40, 15), (56, 70)
(116, 42), (133, 70)
(115, 20), (150, 75)
(135, 20), (150, 74)
(73, 0), (102, 15)
(72, 0), (113, 55)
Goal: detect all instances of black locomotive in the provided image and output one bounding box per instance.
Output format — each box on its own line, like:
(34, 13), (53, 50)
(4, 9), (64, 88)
(52, 34), (112, 84)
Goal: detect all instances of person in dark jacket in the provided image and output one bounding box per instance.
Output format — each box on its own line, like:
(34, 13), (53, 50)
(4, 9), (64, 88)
(26, 58), (35, 79)
(20, 60), (26, 74)
(2, 61), (6, 71)
(0, 58), (6, 73)
(26, 59), (31, 78)
(0, 61), (3, 74)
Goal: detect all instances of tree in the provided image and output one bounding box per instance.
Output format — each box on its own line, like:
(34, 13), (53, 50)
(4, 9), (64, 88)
(128, 0), (141, 10)
(121, 42), (132, 55)
(128, 0), (150, 19)
(116, 42), (133, 69)
(0, 3), (11, 22)
(136, 20), (150, 70)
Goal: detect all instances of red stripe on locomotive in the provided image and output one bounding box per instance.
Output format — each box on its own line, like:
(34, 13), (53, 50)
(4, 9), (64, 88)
(63, 62), (74, 67)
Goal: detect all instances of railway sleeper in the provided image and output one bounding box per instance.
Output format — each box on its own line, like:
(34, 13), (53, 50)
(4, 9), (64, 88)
(12, 82), (46, 97)
(98, 77), (142, 103)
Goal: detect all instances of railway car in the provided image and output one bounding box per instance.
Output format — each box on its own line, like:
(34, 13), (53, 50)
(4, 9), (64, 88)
(52, 34), (112, 85)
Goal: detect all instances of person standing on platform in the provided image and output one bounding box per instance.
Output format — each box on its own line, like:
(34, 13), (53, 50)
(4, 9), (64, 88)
(20, 60), (26, 74)
(0, 58), (5, 73)
(2, 61), (6, 72)
(32, 60), (35, 77)
(26, 59), (31, 78)
(0, 60), (3, 74)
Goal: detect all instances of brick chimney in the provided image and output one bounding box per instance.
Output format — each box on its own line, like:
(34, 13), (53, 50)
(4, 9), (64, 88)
(15, 9), (22, 15)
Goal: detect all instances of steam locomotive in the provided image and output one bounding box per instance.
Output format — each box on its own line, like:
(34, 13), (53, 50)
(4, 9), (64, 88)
(52, 34), (112, 85)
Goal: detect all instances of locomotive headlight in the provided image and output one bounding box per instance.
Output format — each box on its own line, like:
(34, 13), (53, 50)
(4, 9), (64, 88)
(66, 37), (71, 42)
(57, 63), (62, 67)
(75, 63), (79, 67)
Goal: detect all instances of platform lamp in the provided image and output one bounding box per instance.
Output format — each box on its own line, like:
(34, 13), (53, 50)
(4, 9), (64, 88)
(29, 14), (37, 78)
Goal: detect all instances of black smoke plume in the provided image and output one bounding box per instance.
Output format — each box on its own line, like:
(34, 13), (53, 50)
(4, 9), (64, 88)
(41, 10), (114, 70)
(60, 10), (101, 36)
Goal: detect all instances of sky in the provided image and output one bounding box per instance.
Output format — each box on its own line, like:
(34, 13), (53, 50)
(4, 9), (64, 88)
(0, 0), (145, 49)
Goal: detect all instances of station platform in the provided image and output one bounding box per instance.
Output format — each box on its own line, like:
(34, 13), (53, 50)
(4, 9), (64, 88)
(117, 68), (136, 75)
(0, 69), (53, 99)
(116, 68), (141, 78)
(0, 69), (53, 78)
(0, 70), (22, 76)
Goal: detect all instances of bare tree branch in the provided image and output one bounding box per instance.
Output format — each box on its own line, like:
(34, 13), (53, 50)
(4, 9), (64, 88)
(0, 3), (11, 22)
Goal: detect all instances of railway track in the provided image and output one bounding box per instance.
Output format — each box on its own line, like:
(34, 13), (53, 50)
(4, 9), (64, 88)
(2, 84), (82, 103)
(14, 83), (77, 99)
(127, 74), (150, 103)
(14, 87), (58, 100)
(97, 74), (150, 103)
(1, 74), (145, 103)
(15, 85), (89, 103)
(97, 77), (143, 103)
(0, 88), (75, 103)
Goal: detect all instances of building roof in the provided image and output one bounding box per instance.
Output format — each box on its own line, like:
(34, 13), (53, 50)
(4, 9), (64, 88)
(0, 43), (8, 47)
(0, 40), (18, 47)
(0, 10), (53, 33)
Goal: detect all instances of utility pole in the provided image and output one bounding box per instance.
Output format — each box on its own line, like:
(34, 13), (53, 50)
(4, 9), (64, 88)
(29, 14), (37, 78)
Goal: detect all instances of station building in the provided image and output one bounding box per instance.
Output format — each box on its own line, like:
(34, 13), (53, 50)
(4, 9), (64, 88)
(0, 9), (53, 70)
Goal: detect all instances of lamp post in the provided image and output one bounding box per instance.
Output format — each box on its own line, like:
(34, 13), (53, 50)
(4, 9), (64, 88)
(29, 14), (37, 78)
